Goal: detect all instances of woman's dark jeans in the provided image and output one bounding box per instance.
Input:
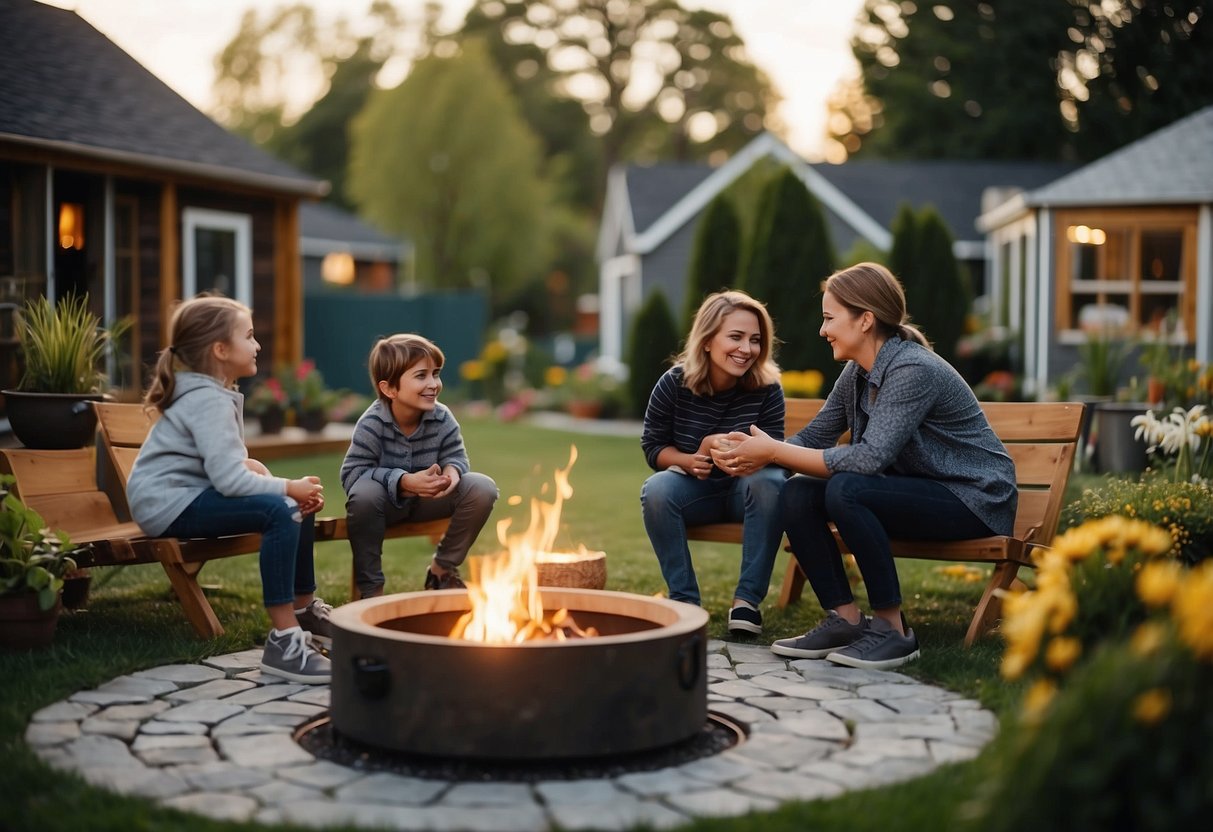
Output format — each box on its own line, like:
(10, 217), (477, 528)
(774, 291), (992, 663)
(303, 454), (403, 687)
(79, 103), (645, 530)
(164, 489), (315, 608)
(781, 473), (995, 611)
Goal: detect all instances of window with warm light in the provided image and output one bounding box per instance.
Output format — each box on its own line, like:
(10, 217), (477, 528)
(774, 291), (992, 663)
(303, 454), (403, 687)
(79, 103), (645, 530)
(57, 202), (84, 250)
(321, 251), (356, 286)
(1055, 209), (1196, 341)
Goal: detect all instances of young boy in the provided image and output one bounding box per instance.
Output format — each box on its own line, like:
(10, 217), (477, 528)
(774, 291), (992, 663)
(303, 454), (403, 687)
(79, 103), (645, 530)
(341, 334), (498, 599)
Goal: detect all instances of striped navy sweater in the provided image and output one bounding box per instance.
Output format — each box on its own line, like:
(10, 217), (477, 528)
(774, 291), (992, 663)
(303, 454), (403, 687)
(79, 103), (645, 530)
(641, 366), (785, 477)
(340, 400), (470, 506)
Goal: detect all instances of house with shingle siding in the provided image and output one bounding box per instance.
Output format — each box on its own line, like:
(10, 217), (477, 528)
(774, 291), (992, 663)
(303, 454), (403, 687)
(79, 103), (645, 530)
(978, 105), (1213, 395)
(0, 0), (326, 401)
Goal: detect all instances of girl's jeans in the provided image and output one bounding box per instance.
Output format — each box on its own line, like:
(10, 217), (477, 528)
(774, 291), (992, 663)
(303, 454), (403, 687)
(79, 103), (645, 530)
(164, 489), (315, 608)
(640, 466), (785, 607)
(781, 472), (994, 611)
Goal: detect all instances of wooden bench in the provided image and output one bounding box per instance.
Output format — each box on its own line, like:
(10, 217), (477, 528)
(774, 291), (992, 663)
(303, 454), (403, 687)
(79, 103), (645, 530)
(686, 398), (1085, 646)
(0, 404), (451, 639)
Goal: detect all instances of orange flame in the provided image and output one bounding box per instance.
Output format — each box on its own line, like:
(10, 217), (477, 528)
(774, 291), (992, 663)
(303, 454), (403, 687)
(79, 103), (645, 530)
(451, 446), (600, 643)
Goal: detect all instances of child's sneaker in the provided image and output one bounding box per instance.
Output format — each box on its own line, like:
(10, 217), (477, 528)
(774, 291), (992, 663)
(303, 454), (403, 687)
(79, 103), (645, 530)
(295, 598), (334, 648)
(261, 627), (331, 684)
(424, 566), (466, 590)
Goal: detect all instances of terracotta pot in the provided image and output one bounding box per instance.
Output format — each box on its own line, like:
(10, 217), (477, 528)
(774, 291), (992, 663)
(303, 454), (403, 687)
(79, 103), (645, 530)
(1147, 376), (1166, 406)
(566, 400), (603, 419)
(0, 592), (62, 650)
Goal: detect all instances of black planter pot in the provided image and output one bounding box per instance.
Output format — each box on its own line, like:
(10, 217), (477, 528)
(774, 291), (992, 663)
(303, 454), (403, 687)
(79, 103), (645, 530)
(2, 390), (105, 449)
(1094, 401), (1151, 474)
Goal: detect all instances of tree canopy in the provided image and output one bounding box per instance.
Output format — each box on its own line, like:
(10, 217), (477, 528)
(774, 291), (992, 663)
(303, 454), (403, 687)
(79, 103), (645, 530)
(683, 194), (741, 332)
(830, 0), (1211, 161)
(347, 40), (554, 301)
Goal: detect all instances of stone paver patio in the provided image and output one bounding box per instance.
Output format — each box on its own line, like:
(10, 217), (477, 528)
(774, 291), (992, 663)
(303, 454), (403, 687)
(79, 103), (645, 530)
(25, 639), (996, 830)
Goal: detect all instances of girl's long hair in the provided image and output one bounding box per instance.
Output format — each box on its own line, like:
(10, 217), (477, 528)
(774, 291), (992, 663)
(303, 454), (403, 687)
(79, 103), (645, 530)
(822, 262), (931, 349)
(144, 294), (249, 413)
(677, 290), (780, 397)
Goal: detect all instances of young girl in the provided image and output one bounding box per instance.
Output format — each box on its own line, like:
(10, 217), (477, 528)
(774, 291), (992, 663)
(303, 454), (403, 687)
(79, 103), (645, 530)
(126, 295), (334, 684)
(340, 333), (497, 599)
(639, 290), (786, 635)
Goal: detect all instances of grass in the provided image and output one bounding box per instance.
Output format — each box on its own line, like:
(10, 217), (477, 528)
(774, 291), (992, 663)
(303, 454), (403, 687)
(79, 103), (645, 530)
(0, 415), (1049, 831)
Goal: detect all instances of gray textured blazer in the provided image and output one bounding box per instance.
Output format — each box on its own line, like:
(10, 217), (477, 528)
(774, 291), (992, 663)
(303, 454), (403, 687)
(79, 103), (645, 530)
(787, 337), (1017, 536)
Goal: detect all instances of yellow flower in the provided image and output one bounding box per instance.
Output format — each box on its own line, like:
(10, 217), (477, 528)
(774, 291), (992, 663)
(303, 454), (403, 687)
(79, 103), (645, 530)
(544, 366), (568, 387)
(1000, 643), (1035, 681)
(1132, 688), (1172, 725)
(481, 340), (508, 364)
(1021, 678), (1057, 724)
(1044, 636), (1082, 673)
(1130, 621), (1167, 657)
(1172, 561), (1213, 660)
(1136, 560), (1182, 607)
(460, 359), (486, 382)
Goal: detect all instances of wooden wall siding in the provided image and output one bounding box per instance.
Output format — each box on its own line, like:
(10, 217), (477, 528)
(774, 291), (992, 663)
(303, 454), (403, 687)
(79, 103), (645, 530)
(273, 198), (301, 368)
(0, 170), (14, 278)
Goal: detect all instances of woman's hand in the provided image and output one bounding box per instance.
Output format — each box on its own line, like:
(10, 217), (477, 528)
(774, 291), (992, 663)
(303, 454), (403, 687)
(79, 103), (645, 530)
(287, 475), (323, 505)
(711, 425), (778, 476)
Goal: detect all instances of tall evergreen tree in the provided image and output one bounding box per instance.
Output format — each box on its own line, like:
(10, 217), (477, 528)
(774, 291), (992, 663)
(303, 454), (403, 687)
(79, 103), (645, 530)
(744, 168), (836, 386)
(626, 291), (681, 420)
(887, 202), (920, 319)
(683, 195), (741, 331)
(914, 208), (970, 364)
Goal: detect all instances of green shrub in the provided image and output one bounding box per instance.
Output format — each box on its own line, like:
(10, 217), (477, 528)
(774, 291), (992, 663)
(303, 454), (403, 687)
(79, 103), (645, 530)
(626, 291), (680, 419)
(1061, 476), (1213, 565)
(683, 194), (741, 331)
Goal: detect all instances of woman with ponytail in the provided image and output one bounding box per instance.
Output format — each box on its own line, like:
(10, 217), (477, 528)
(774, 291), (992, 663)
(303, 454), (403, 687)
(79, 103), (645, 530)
(128, 294), (334, 684)
(712, 263), (1016, 669)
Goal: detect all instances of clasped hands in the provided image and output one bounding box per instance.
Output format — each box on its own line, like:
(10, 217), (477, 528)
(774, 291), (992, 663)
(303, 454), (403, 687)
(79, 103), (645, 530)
(708, 425), (778, 477)
(400, 464), (460, 498)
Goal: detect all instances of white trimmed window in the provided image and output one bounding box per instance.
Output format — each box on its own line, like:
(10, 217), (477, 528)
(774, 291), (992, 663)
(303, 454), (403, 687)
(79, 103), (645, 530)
(182, 207), (252, 306)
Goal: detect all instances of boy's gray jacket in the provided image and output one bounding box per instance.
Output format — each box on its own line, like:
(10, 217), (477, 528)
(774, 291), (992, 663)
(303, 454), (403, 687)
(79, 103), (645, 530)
(128, 372), (286, 537)
(340, 400), (469, 508)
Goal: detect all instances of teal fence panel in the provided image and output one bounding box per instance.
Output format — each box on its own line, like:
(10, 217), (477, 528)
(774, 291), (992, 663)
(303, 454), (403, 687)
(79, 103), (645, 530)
(303, 292), (488, 394)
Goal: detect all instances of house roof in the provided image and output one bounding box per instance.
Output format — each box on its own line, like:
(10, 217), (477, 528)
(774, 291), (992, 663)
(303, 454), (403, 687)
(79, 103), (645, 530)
(811, 160), (1077, 241)
(299, 202), (407, 262)
(0, 0), (326, 198)
(1027, 105), (1213, 207)
(602, 131), (1077, 261)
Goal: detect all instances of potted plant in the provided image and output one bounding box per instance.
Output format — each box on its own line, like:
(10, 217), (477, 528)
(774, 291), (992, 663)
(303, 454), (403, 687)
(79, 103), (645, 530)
(2, 293), (130, 448)
(280, 360), (340, 432)
(0, 474), (84, 649)
(245, 377), (288, 435)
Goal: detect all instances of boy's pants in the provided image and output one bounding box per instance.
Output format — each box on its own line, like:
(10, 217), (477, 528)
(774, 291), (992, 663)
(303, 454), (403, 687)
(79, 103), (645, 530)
(345, 472), (498, 598)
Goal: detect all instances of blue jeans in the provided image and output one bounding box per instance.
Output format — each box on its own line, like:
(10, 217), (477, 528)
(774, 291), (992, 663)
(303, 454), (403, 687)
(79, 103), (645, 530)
(164, 489), (315, 608)
(640, 467), (785, 606)
(781, 473), (994, 611)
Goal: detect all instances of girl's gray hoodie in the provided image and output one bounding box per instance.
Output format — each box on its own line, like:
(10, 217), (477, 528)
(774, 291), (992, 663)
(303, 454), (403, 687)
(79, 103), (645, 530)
(127, 372), (286, 537)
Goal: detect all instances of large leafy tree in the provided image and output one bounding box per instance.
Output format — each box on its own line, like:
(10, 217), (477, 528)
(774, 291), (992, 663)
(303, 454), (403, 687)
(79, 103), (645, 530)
(445, 0), (778, 189)
(348, 40), (554, 302)
(831, 0), (1211, 161)
(744, 168), (836, 383)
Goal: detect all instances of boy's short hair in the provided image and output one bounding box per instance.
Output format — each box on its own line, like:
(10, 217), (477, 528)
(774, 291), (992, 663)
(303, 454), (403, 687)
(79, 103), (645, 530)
(369, 334), (445, 403)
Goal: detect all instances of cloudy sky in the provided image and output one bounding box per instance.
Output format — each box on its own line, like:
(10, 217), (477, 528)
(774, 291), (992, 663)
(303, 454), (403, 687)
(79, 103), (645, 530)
(43, 0), (866, 160)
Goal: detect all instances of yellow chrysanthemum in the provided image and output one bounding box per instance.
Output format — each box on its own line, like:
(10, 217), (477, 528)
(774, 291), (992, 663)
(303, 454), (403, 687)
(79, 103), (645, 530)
(544, 366), (568, 387)
(1044, 636), (1082, 673)
(1000, 643), (1035, 681)
(481, 340), (508, 363)
(459, 359), (486, 381)
(1172, 562), (1213, 660)
(1132, 688), (1172, 725)
(1136, 560), (1182, 607)
(1129, 621), (1168, 657)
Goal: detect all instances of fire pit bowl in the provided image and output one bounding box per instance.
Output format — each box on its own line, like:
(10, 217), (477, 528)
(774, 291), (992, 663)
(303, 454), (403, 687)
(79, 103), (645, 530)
(329, 588), (709, 760)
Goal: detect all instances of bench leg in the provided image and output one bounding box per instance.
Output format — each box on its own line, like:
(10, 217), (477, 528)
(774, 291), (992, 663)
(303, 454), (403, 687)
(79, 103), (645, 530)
(776, 557), (806, 608)
(150, 540), (224, 639)
(965, 560), (1021, 647)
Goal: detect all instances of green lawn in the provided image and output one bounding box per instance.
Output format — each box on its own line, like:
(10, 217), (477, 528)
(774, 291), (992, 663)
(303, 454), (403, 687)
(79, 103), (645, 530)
(1, 415), (1046, 831)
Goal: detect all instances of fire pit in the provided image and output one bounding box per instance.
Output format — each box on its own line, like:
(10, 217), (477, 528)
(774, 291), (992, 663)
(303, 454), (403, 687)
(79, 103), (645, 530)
(329, 589), (708, 760)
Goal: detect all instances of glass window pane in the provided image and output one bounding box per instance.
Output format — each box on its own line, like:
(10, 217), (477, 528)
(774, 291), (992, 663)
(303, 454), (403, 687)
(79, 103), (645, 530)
(194, 227), (236, 298)
(1140, 230), (1183, 282)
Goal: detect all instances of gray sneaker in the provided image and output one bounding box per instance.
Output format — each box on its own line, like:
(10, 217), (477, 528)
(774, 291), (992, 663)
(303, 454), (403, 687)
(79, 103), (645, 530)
(770, 610), (869, 659)
(825, 616), (920, 670)
(296, 598), (334, 648)
(261, 628), (332, 684)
